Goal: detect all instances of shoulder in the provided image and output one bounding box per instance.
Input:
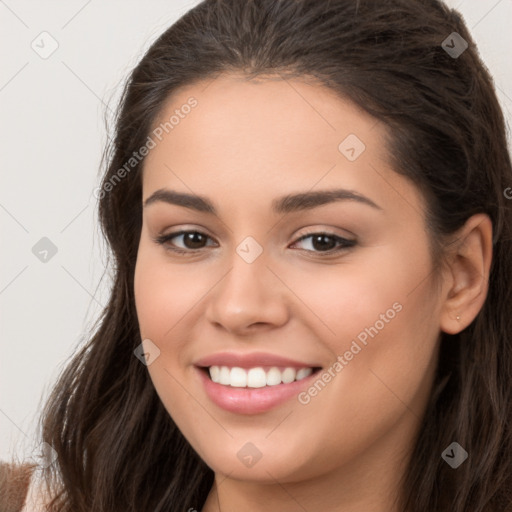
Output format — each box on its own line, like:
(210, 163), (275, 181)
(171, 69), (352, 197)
(0, 461), (51, 512)
(20, 465), (52, 512)
(0, 460), (36, 511)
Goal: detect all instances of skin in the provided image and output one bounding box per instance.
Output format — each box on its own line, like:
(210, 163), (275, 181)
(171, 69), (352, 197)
(133, 74), (492, 512)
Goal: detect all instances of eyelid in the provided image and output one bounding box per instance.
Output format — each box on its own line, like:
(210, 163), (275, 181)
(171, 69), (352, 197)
(293, 226), (356, 241)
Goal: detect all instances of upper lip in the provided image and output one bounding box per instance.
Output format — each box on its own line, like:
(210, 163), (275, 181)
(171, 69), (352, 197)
(194, 351), (321, 369)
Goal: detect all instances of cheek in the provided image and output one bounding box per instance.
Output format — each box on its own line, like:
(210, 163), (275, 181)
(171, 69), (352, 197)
(296, 241), (439, 419)
(325, 250), (437, 404)
(298, 239), (434, 350)
(134, 246), (212, 451)
(134, 241), (206, 346)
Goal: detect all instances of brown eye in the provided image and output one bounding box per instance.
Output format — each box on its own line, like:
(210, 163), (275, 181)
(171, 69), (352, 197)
(154, 230), (215, 253)
(291, 232), (356, 255)
(154, 230), (356, 257)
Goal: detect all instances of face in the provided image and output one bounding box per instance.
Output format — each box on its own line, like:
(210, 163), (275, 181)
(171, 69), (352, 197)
(134, 74), (444, 485)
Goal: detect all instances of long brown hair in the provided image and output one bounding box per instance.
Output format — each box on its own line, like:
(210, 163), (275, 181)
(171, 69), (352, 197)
(37, 0), (512, 510)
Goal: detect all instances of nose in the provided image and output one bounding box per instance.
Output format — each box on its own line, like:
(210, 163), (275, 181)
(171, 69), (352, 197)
(204, 246), (289, 335)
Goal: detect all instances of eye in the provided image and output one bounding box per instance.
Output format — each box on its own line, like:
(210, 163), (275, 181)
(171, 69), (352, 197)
(154, 230), (215, 253)
(153, 229), (356, 256)
(290, 232), (356, 255)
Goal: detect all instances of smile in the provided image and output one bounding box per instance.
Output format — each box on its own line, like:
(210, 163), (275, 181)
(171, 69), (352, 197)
(207, 365), (315, 388)
(193, 352), (323, 414)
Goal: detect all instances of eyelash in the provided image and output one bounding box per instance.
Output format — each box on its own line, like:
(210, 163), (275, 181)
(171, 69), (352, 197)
(153, 230), (356, 257)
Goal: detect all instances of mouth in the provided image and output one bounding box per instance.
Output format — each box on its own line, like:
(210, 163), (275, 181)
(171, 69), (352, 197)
(197, 365), (323, 388)
(195, 363), (323, 415)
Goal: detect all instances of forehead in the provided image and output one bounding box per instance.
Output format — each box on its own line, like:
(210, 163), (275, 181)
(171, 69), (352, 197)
(142, 73), (425, 220)
(148, 73), (382, 164)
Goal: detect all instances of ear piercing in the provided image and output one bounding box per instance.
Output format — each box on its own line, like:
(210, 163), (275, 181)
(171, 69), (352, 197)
(456, 315), (461, 321)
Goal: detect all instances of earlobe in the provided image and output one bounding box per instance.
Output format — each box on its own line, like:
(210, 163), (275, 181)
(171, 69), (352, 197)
(439, 213), (493, 335)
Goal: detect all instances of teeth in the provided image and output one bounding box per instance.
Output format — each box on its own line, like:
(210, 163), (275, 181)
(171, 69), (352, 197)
(209, 365), (220, 383)
(296, 368), (312, 380)
(219, 366), (231, 385)
(230, 367), (247, 387)
(247, 367), (267, 388)
(266, 367), (282, 386)
(281, 367), (296, 383)
(208, 366), (314, 388)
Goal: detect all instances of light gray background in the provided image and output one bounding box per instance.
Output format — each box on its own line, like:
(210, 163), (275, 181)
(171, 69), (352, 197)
(1, 0), (511, 463)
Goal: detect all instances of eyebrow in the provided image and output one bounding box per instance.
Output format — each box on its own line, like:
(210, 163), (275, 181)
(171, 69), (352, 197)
(143, 188), (382, 214)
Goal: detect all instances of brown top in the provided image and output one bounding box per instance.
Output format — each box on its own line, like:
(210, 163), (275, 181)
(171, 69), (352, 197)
(0, 461), (36, 512)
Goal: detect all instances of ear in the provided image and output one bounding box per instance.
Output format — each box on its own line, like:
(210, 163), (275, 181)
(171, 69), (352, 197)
(439, 213), (493, 335)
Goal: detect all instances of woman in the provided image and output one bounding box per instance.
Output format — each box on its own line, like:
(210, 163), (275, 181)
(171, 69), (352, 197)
(9, 0), (512, 510)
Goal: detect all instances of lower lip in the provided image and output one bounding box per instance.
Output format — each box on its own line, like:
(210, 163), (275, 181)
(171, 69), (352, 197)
(196, 367), (320, 415)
